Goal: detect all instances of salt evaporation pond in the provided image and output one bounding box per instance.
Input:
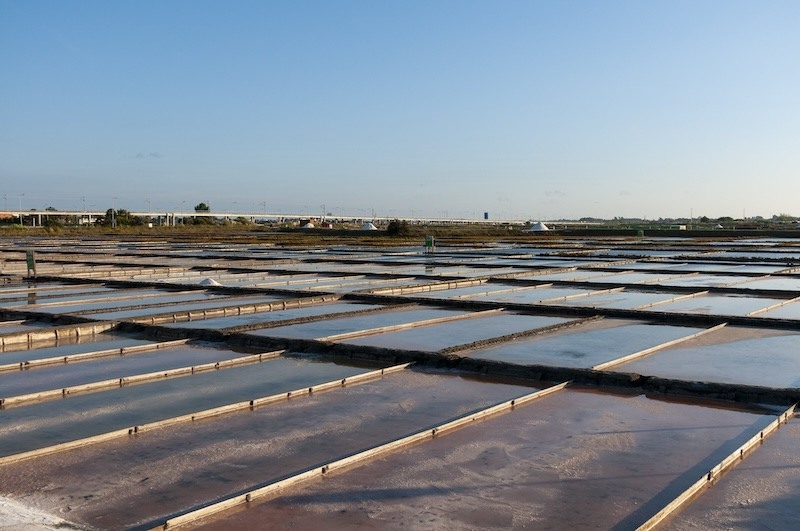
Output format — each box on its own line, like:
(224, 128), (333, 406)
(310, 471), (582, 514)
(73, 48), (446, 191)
(0, 284), (117, 302)
(166, 302), (382, 329)
(0, 356), (373, 457)
(589, 271), (689, 284)
(612, 262), (686, 270)
(734, 276), (800, 291)
(614, 327), (800, 388)
(658, 274), (759, 288)
(467, 286), (593, 303)
(247, 307), (468, 340)
(756, 301), (800, 320)
(0, 288), (169, 308)
(197, 388), (775, 530)
(412, 283), (526, 299)
(0, 321), (53, 335)
(467, 320), (704, 367)
(648, 294), (785, 316)
(0, 335), (152, 364)
(21, 291), (231, 314)
(667, 263), (746, 272)
(732, 264), (789, 273)
(549, 289), (676, 309)
(0, 342), (254, 399)
(299, 276), (430, 293)
(3, 236), (800, 530)
(0, 369), (540, 529)
(342, 313), (569, 351)
(525, 269), (621, 282)
(666, 417), (800, 529)
(87, 295), (288, 320)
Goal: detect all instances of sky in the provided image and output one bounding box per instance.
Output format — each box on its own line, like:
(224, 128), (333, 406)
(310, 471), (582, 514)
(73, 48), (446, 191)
(1, 0), (799, 221)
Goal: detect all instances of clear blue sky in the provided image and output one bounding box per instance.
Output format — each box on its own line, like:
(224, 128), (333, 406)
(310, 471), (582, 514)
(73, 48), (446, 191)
(1, 1), (798, 220)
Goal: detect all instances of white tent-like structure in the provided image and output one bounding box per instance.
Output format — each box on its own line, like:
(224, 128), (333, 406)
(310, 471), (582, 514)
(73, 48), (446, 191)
(360, 222), (378, 231)
(527, 221), (550, 232)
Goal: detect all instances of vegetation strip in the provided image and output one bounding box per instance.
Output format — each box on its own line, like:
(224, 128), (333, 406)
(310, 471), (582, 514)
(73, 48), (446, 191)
(637, 403), (797, 531)
(0, 338), (191, 372)
(0, 349), (283, 408)
(591, 322), (728, 371)
(155, 380), (570, 530)
(0, 362), (412, 465)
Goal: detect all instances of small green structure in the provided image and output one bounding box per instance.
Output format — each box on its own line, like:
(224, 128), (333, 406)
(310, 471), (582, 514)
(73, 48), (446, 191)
(25, 250), (36, 277)
(424, 235), (435, 253)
